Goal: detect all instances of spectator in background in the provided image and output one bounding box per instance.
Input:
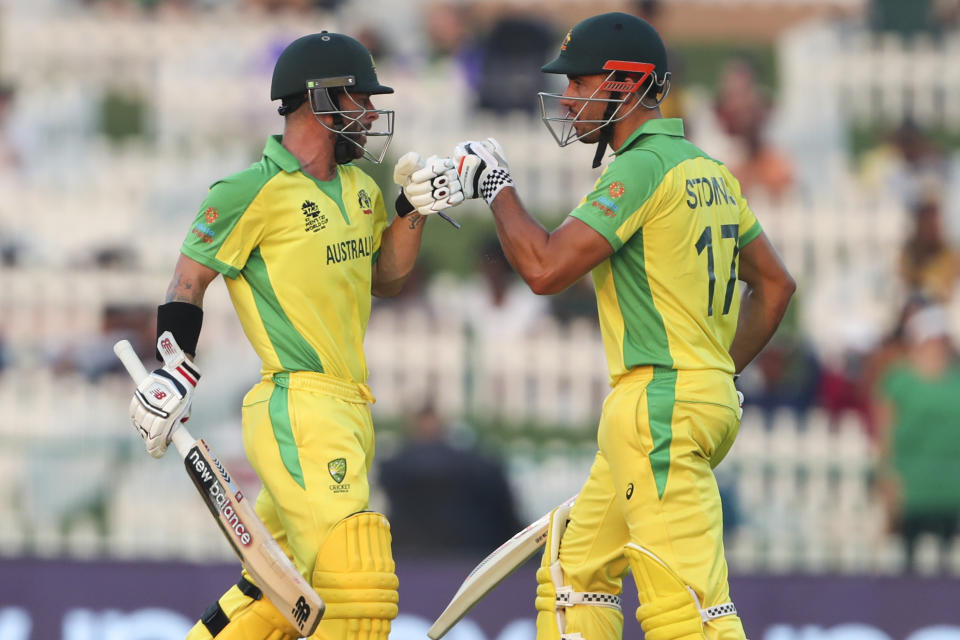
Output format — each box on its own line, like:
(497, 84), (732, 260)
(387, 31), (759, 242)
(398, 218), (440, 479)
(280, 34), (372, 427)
(50, 303), (155, 381)
(899, 196), (960, 302)
(713, 57), (770, 148)
(454, 239), (550, 340)
(549, 274), (598, 325)
(730, 122), (795, 202)
(860, 295), (932, 441)
(859, 119), (948, 208)
(875, 302), (960, 572)
(378, 404), (521, 556)
(473, 14), (555, 115)
(742, 330), (822, 426)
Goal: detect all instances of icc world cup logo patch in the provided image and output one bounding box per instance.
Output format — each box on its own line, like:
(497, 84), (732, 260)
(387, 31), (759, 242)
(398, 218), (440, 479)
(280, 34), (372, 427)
(302, 200), (328, 233)
(608, 182), (625, 199)
(205, 207), (219, 224)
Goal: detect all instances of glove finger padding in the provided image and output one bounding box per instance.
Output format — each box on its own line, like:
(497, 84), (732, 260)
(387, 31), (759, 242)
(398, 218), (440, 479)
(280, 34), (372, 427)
(453, 138), (514, 204)
(393, 151), (424, 186)
(399, 154), (465, 216)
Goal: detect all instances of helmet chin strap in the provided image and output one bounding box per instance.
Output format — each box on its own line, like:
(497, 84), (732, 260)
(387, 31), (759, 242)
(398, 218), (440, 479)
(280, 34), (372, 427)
(331, 110), (359, 165)
(591, 99), (619, 169)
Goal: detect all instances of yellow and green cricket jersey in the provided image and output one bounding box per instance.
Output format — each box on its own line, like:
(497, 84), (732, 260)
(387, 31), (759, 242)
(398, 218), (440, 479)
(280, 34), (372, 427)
(570, 119), (762, 385)
(181, 135), (387, 383)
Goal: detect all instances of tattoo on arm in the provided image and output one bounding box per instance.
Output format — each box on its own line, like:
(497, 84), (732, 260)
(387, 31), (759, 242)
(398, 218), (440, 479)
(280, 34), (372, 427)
(165, 273), (203, 305)
(408, 213), (424, 230)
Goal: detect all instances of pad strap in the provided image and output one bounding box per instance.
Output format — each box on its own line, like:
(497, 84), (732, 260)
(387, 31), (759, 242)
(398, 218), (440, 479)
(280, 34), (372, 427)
(237, 576), (263, 601)
(556, 586), (622, 610)
(686, 587), (736, 622)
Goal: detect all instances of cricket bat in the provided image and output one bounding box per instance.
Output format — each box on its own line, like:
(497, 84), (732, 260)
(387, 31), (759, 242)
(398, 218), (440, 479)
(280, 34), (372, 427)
(113, 339), (324, 637)
(427, 494), (577, 639)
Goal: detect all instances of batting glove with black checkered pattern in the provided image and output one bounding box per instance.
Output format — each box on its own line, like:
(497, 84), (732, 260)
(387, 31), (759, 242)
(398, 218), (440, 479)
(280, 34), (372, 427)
(453, 138), (515, 205)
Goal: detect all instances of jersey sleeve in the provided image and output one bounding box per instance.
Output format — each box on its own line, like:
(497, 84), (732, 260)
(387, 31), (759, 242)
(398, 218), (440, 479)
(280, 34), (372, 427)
(568, 150), (665, 251)
(180, 174), (267, 278)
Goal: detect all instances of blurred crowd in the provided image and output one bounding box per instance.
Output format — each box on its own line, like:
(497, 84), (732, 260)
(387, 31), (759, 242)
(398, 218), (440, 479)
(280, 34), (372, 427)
(2, 0), (960, 566)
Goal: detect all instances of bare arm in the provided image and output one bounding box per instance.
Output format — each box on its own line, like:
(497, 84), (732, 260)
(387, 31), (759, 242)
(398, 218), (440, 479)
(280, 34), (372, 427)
(166, 253), (219, 306)
(489, 188), (614, 295)
(729, 231), (796, 372)
(371, 212), (428, 298)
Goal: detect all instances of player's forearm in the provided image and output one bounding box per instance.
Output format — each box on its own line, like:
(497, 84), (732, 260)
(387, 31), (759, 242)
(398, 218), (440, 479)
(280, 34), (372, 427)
(489, 188), (557, 294)
(728, 280), (795, 373)
(372, 213), (426, 297)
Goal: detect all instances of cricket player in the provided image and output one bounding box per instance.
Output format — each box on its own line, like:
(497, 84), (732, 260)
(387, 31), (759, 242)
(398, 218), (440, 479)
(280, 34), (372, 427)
(127, 32), (459, 639)
(449, 12), (796, 640)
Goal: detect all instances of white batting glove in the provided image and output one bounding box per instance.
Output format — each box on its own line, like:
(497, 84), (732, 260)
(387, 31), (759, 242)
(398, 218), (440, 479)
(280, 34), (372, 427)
(129, 331), (200, 458)
(452, 138), (514, 205)
(393, 152), (464, 215)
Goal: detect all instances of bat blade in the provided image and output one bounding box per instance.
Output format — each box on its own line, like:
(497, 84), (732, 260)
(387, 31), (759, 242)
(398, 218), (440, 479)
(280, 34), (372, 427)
(114, 339), (324, 636)
(427, 495), (576, 639)
(184, 438), (325, 636)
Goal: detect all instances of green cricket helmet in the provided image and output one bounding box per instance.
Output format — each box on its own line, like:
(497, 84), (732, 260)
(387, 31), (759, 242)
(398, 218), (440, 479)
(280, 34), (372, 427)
(538, 12), (671, 150)
(271, 31), (395, 164)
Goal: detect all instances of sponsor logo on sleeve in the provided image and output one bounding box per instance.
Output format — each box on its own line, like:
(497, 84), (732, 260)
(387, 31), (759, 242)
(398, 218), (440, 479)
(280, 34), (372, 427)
(191, 223), (216, 243)
(591, 196), (619, 217)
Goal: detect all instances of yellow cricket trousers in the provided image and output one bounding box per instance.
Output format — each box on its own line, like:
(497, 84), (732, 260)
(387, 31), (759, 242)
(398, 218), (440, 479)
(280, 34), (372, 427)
(550, 365), (746, 640)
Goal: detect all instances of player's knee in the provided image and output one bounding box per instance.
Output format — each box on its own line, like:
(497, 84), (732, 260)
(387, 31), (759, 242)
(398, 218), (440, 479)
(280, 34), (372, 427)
(535, 504), (622, 640)
(625, 543), (738, 640)
(310, 511), (399, 640)
(186, 576), (297, 640)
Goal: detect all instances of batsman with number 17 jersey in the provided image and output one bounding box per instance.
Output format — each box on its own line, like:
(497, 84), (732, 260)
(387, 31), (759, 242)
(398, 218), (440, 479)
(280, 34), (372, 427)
(444, 11), (795, 640)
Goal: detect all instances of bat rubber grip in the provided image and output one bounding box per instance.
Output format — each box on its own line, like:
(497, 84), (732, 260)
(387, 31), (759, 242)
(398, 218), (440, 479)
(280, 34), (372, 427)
(113, 339), (149, 383)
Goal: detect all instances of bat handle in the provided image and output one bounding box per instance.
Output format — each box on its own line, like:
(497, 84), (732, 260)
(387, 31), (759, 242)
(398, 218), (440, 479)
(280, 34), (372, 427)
(113, 339), (149, 383)
(438, 211), (461, 229)
(113, 339), (196, 456)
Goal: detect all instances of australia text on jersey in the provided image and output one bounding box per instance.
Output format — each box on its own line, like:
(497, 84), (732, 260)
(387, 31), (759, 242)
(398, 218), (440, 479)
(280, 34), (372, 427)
(326, 235), (374, 265)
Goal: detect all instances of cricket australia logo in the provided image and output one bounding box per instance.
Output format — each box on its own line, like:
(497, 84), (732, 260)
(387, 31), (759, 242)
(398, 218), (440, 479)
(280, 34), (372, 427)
(357, 189), (373, 215)
(328, 458), (350, 493)
(302, 200), (328, 233)
(328, 458), (346, 483)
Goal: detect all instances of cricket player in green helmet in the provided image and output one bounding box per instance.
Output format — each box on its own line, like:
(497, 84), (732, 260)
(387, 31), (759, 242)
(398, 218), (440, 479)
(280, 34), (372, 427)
(442, 11), (796, 640)
(127, 31), (462, 640)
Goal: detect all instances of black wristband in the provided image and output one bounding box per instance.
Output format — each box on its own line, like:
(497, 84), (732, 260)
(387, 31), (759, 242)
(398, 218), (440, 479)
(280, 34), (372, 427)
(395, 191), (414, 218)
(156, 301), (203, 360)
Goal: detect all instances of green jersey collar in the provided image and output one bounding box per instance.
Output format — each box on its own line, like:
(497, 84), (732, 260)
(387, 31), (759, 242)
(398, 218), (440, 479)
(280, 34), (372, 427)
(614, 118), (685, 155)
(264, 135), (301, 173)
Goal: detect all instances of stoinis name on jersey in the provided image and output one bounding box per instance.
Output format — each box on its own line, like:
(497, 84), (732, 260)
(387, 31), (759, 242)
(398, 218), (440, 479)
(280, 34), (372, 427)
(685, 176), (737, 210)
(326, 235), (373, 264)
